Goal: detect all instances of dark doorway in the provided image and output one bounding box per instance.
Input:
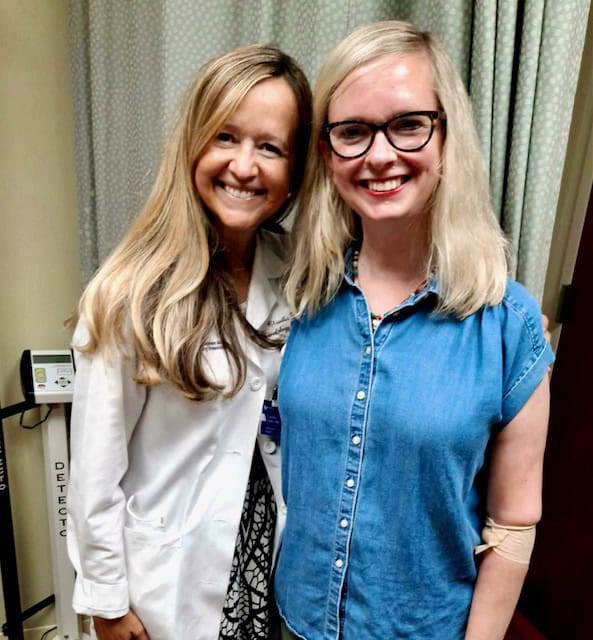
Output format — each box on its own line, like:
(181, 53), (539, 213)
(519, 183), (593, 638)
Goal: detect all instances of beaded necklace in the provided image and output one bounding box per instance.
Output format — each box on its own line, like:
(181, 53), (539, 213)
(352, 250), (428, 331)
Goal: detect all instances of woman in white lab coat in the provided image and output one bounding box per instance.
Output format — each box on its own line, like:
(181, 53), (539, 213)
(66, 45), (312, 640)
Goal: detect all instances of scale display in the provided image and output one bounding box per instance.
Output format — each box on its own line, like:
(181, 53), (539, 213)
(20, 349), (75, 404)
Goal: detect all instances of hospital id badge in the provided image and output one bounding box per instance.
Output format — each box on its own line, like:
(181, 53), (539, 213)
(260, 386), (281, 440)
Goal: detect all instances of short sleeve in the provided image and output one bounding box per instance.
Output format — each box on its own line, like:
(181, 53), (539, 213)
(499, 280), (554, 425)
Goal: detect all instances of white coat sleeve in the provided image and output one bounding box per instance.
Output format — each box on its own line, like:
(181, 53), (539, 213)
(66, 323), (146, 618)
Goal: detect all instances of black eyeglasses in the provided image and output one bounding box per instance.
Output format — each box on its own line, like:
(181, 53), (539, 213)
(324, 110), (446, 159)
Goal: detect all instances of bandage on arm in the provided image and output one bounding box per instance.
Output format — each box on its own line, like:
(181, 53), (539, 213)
(474, 516), (536, 565)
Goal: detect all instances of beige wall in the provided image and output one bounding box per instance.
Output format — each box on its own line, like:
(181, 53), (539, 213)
(0, 1), (81, 637)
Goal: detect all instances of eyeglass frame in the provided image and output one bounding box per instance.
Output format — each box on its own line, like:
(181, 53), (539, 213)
(324, 110), (447, 159)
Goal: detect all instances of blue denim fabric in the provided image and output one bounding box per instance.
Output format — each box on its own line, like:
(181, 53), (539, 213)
(274, 261), (553, 640)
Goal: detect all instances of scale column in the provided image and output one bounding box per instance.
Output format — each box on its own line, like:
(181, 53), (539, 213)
(42, 403), (80, 640)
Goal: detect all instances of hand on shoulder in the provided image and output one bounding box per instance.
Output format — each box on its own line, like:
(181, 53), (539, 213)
(542, 313), (551, 344)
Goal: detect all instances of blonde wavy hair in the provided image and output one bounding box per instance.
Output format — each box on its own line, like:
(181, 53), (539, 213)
(285, 20), (508, 319)
(72, 45), (312, 400)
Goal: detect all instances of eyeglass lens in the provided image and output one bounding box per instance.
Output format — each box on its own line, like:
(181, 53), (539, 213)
(329, 113), (435, 157)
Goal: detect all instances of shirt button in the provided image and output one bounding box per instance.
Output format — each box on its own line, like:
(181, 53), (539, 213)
(280, 504), (287, 515)
(365, 346), (371, 355)
(335, 558), (344, 569)
(250, 377), (263, 391)
(352, 435), (361, 445)
(346, 478), (355, 488)
(340, 519), (348, 528)
(356, 390), (365, 400)
(263, 440), (277, 454)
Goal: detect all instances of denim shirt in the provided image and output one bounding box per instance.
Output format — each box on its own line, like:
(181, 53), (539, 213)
(274, 259), (553, 640)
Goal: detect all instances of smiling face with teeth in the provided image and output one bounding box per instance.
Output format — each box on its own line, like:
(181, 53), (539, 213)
(194, 76), (298, 250)
(324, 52), (443, 229)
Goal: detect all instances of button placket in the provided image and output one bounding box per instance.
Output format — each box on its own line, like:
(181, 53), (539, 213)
(331, 352), (370, 598)
(326, 296), (375, 635)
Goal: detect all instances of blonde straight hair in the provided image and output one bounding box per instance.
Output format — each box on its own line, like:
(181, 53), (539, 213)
(72, 45), (312, 400)
(285, 21), (508, 319)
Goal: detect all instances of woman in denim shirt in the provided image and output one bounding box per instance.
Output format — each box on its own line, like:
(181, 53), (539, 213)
(276, 21), (553, 640)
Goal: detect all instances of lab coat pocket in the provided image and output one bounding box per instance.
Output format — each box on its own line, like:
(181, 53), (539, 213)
(123, 517), (182, 639)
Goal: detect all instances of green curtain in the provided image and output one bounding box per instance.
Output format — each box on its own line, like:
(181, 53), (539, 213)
(69, 0), (590, 301)
(469, 1), (590, 298)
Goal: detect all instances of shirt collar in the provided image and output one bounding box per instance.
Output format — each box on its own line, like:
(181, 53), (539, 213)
(344, 244), (357, 286)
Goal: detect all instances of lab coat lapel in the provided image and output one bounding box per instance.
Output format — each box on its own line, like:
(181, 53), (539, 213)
(245, 232), (285, 333)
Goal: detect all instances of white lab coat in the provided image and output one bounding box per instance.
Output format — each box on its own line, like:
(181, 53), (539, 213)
(67, 231), (292, 640)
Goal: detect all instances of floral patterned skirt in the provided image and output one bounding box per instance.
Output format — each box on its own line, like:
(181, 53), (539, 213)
(219, 445), (279, 639)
